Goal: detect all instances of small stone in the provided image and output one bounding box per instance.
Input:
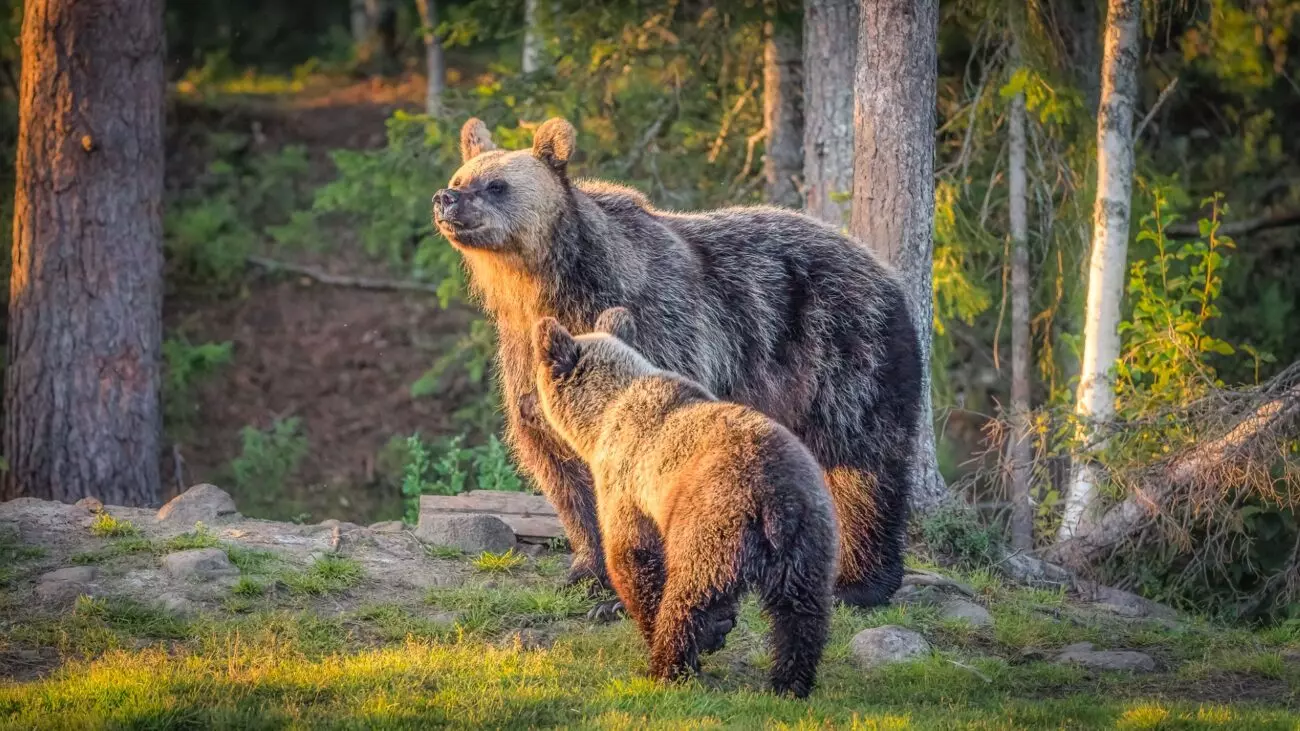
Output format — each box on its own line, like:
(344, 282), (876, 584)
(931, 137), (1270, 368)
(518, 542), (546, 557)
(1053, 647), (1156, 672)
(1060, 641), (1095, 653)
(159, 593), (197, 616)
(939, 599), (993, 627)
(318, 519), (362, 532)
(849, 625), (931, 670)
(156, 484), (239, 525)
(368, 521), (404, 533)
(414, 513), (515, 554)
(35, 566), (99, 602)
(75, 496), (104, 513)
(162, 548), (239, 580)
(890, 584), (946, 607)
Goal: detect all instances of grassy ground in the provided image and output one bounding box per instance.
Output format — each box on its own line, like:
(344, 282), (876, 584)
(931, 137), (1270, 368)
(2, 523), (1298, 730)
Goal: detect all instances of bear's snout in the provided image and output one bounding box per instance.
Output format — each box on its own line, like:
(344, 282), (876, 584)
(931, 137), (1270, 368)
(433, 188), (461, 216)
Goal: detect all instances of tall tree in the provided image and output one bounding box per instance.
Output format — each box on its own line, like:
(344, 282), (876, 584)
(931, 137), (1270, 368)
(1058, 0), (1141, 541)
(762, 4), (803, 208)
(1007, 10), (1034, 551)
(851, 0), (945, 511)
(801, 0), (857, 226)
(415, 0), (445, 117)
(522, 0), (544, 74)
(4, 0), (165, 506)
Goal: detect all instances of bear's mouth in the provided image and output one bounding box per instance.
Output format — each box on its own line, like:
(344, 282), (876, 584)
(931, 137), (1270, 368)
(436, 218), (504, 250)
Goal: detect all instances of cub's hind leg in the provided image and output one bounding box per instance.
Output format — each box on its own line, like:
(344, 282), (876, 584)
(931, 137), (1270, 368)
(601, 503), (666, 645)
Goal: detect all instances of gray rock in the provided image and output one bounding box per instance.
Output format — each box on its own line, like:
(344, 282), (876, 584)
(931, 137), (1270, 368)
(162, 548), (239, 580)
(35, 566), (99, 602)
(849, 625), (931, 670)
(414, 513), (515, 554)
(1060, 641), (1095, 653)
(156, 484), (239, 525)
(318, 519), (362, 532)
(939, 599), (993, 627)
(368, 520), (405, 533)
(1053, 647), (1156, 672)
(518, 542), (546, 558)
(159, 593), (198, 616)
(890, 584), (946, 606)
(75, 496), (104, 513)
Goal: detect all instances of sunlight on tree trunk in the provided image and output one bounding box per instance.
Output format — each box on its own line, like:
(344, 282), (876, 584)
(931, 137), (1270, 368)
(1007, 27), (1034, 552)
(4, 0), (165, 506)
(762, 8), (803, 208)
(851, 0), (946, 512)
(801, 0), (856, 227)
(415, 0), (444, 117)
(523, 0), (544, 75)
(1058, 0), (1141, 542)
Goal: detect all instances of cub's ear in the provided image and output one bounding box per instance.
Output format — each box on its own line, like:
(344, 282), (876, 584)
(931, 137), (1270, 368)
(460, 118), (497, 162)
(594, 306), (636, 346)
(533, 317), (579, 379)
(532, 118), (577, 175)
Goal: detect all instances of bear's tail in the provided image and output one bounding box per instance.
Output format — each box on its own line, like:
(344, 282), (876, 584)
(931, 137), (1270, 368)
(754, 493), (835, 699)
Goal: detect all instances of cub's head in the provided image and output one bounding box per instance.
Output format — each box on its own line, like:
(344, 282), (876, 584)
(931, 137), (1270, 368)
(531, 307), (652, 455)
(432, 117), (577, 256)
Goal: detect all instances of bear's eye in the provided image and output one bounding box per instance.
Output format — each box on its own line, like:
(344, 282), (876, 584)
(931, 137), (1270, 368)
(451, 177), (463, 188)
(486, 180), (508, 196)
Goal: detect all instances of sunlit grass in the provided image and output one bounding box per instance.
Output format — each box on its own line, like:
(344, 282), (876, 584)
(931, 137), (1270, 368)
(89, 513), (139, 538)
(470, 548), (527, 574)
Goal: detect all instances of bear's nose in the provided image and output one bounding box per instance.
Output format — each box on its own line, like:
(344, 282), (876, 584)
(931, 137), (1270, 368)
(433, 188), (461, 209)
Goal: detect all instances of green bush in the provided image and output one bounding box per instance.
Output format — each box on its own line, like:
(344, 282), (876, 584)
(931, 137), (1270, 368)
(400, 433), (525, 523)
(229, 418), (310, 511)
(162, 338), (233, 438)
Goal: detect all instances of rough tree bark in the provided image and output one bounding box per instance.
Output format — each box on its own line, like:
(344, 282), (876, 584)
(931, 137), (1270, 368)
(850, 0), (947, 512)
(414, 0), (444, 117)
(1007, 10), (1034, 551)
(801, 0), (857, 226)
(762, 7), (803, 208)
(1058, 0), (1141, 541)
(522, 0), (544, 75)
(4, 0), (165, 506)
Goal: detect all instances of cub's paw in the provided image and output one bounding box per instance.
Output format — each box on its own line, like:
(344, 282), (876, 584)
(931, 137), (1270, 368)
(565, 556), (611, 596)
(586, 599), (626, 623)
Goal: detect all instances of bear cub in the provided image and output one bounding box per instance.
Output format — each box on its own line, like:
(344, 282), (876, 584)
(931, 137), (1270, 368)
(532, 307), (839, 698)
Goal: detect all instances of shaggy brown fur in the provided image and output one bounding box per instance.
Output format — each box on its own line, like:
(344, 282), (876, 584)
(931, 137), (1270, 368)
(432, 117), (921, 615)
(532, 309), (837, 698)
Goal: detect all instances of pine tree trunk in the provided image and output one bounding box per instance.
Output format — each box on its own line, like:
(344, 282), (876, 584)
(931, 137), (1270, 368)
(1058, 0), (1141, 541)
(762, 11), (803, 208)
(801, 0), (857, 227)
(850, 0), (946, 512)
(415, 0), (444, 117)
(522, 0), (544, 75)
(4, 0), (165, 506)
(1007, 48), (1034, 551)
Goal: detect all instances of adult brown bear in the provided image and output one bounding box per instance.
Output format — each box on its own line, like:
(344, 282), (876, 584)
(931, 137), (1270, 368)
(432, 117), (921, 616)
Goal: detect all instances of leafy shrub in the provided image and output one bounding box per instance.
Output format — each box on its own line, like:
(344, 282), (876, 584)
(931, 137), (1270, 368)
(89, 514), (139, 538)
(162, 338), (233, 438)
(399, 433), (525, 523)
(229, 418), (310, 509)
(919, 504), (1002, 569)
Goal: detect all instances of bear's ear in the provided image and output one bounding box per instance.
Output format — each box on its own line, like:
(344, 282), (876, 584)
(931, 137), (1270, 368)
(533, 317), (579, 379)
(532, 118), (577, 175)
(460, 118), (497, 162)
(594, 307), (636, 346)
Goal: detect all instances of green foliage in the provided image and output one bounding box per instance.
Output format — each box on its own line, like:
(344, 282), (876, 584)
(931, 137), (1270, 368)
(470, 549), (527, 574)
(231, 577), (267, 597)
(918, 504), (1002, 569)
(281, 555), (363, 596)
(229, 418), (310, 508)
(161, 523), (221, 552)
(400, 433), (525, 524)
(162, 338), (233, 438)
(89, 514), (140, 538)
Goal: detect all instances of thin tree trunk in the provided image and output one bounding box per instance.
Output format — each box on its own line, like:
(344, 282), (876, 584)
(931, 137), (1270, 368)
(522, 0), (544, 74)
(801, 0), (857, 226)
(1058, 0), (1141, 541)
(4, 0), (165, 506)
(1007, 32), (1034, 551)
(851, 0), (946, 512)
(415, 0), (444, 117)
(762, 10), (803, 208)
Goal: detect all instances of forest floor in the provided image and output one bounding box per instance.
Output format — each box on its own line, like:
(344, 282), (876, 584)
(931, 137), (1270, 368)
(1, 494), (1298, 729)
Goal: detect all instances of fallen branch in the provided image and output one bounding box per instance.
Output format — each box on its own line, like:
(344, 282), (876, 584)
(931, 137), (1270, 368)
(247, 256), (444, 295)
(1165, 211), (1300, 239)
(620, 100), (678, 176)
(1134, 77), (1178, 140)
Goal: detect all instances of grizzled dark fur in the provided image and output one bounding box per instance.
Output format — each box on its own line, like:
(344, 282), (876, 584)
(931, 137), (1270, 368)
(432, 117), (921, 613)
(532, 309), (838, 698)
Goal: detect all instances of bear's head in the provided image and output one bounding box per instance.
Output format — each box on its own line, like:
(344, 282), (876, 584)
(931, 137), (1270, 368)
(531, 307), (650, 456)
(432, 117), (576, 257)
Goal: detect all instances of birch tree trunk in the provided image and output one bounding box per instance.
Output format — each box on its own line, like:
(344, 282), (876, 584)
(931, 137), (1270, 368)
(4, 0), (165, 506)
(415, 0), (444, 117)
(762, 10), (803, 208)
(1057, 0), (1141, 541)
(850, 0), (946, 512)
(522, 0), (544, 75)
(801, 0), (857, 226)
(1007, 34), (1034, 551)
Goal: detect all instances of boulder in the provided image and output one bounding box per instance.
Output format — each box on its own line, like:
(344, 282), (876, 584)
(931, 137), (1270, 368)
(1053, 645), (1156, 672)
(414, 513), (515, 554)
(162, 548), (239, 581)
(156, 484), (238, 525)
(939, 599), (994, 627)
(35, 566), (99, 602)
(849, 625), (931, 670)
(74, 496), (104, 513)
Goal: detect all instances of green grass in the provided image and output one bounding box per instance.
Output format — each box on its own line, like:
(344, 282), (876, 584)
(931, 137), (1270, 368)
(470, 548), (528, 574)
(424, 545), (464, 560)
(230, 577), (267, 597)
(280, 555), (364, 596)
(159, 524), (221, 552)
(89, 513), (139, 538)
